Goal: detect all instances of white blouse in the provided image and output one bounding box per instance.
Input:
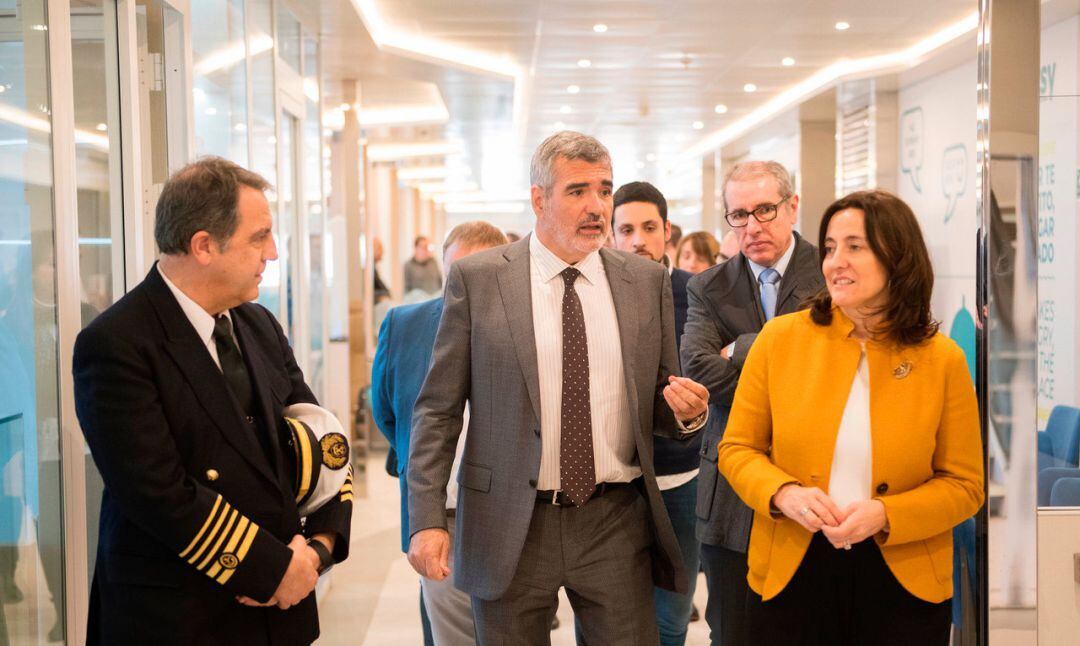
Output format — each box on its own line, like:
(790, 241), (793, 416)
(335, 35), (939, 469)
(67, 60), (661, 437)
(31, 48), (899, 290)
(828, 343), (872, 510)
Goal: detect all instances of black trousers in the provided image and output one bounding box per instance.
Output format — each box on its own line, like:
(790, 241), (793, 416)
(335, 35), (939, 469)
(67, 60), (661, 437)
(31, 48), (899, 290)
(747, 533), (951, 646)
(699, 542), (750, 645)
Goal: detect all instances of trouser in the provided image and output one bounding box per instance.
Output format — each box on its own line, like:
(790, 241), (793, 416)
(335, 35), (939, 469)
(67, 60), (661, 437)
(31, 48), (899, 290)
(746, 533), (951, 645)
(652, 477), (700, 646)
(699, 542), (749, 645)
(472, 484), (657, 645)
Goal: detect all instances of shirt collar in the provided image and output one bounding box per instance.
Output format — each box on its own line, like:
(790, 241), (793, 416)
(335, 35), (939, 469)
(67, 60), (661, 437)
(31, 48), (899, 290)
(156, 264), (223, 347)
(746, 233), (797, 281)
(529, 232), (603, 285)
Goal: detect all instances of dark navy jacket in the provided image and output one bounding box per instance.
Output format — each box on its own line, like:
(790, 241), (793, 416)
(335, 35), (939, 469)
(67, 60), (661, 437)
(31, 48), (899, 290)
(654, 267), (700, 476)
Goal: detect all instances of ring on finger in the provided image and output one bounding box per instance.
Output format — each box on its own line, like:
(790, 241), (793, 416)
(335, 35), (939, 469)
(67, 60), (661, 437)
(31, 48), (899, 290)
(843, 540), (852, 551)
(799, 506), (810, 516)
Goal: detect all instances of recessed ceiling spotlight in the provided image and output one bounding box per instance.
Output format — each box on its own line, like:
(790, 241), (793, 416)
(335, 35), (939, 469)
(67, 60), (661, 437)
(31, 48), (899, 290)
(95, 122), (108, 131)
(636, 161), (646, 169)
(554, 121), (567, 130)
(567, 84), (580, 94)
(714, 103), (728, 114)
(782, 57), (795, 66)
(578, 58), (592, 68)
(560, 105), (572, 114)
(692, 121), (704, 130)
(593, 23), (608, 33)
(835, 21), (850, 31)
(646, 153), (657, 162)
(744, 83), (757, 93)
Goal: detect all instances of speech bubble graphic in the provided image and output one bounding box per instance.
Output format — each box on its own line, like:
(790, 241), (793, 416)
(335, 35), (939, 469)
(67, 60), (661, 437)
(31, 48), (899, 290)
(942, 144), (967, 224)
(900, 107), (925, 194)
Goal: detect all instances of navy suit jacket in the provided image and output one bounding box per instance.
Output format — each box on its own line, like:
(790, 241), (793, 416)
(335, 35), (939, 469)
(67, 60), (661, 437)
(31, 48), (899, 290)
(371, 297), (444, 552)
(671, 267), (691, 346)
(654, 267), (698, 476)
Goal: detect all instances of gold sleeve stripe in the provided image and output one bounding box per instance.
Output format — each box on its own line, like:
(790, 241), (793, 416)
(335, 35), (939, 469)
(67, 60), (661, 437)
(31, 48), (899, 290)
(216, 522), (259, 585)
(196, 508), (238, 571)
(206, 516), (250, 578)
(289, 418), (314, 503)
(340, 494), (354, 502)
(186, 501), (232, 565)
(179, 495), (224, 559)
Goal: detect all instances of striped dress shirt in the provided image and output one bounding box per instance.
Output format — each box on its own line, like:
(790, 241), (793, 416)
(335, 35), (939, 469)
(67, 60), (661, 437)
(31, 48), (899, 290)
(530, 234), (641, 490)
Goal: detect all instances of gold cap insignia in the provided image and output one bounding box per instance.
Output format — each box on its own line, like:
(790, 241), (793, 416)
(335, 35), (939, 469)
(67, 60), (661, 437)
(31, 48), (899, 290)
(218, 552), (239, 569)
(206, 469), (219, 481)
(320, 433), (349, 470)
(893, 362), (912, 379)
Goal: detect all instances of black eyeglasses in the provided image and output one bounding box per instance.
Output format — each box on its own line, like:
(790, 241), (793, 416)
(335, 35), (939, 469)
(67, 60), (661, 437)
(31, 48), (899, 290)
(724, 196), (790, 228)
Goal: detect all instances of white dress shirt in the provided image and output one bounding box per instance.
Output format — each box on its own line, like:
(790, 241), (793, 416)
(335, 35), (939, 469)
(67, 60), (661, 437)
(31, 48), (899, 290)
(828, 343), (872, 510)
(530, 234), (640, 490)
(723, 234), (797, 356)
(157, 264), (239, 370)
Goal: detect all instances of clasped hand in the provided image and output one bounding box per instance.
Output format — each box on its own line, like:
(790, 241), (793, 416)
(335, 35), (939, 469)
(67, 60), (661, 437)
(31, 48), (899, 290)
(236, 534), (320, 610)
(772, 484), (888, 549)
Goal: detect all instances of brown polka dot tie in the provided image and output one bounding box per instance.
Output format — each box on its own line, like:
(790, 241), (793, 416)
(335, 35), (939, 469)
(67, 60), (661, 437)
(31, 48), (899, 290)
(559, 267), (596, 506)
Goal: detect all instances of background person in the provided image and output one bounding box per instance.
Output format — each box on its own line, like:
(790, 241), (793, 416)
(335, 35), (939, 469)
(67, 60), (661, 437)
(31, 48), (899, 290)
(681, 160), (823, 645)
(717, 189), (984, 645)
(373, 221), (508, 645)
(675, 232), (720, 274)
(404, 235), (443, 295)
(611, 180), (700, 645)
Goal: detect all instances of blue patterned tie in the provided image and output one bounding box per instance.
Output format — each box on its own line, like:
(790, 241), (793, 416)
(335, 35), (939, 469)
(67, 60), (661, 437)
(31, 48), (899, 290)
(759, 268), (781, 321)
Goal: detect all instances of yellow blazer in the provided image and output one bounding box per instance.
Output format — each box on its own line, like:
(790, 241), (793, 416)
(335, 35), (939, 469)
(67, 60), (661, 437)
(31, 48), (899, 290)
(717, 308), (984, 603)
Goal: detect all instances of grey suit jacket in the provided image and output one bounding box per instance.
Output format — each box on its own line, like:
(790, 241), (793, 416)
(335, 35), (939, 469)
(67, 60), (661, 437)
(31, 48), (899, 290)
(680, 233), (824, 551)
(407, 236), (696, 600)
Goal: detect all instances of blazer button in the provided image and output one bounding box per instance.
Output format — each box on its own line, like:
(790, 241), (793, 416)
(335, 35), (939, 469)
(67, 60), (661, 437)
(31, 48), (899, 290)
(245, 415), (255, 424)
(528, 479), (537, 487)
(876, 482), (889, 495)
(206, 469), (220, 482)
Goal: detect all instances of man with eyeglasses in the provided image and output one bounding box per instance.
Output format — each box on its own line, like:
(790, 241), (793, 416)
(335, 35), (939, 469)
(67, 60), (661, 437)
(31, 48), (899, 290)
(680, 161), (824, 645)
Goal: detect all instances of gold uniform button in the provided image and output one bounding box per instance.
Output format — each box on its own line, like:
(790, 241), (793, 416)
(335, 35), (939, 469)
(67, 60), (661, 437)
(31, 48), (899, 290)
(206, 469), (219, 481)
(245, 415), (255, 424)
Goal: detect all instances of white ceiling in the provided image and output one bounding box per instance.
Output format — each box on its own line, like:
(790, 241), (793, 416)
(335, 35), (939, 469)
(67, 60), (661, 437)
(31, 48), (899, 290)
(320, 0), (977, 215)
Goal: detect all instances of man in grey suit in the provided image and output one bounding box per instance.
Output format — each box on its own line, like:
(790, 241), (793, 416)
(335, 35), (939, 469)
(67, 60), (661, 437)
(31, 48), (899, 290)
(681, 161), (825, 645)
(407, 131), (709, 645)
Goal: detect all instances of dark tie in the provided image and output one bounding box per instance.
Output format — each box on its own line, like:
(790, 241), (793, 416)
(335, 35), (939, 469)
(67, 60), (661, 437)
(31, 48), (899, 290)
(213, 314), (254, 416)
(559, 267), (596, 506)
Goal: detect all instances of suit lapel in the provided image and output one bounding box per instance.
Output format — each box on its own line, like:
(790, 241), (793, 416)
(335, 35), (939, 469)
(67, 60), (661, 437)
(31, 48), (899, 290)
(600, 249), (641, 432)
(776, 235), (821, 315)
(232, 311), (288, 487)
(497, 239), (542, 424)
(144, 267), (279, 487)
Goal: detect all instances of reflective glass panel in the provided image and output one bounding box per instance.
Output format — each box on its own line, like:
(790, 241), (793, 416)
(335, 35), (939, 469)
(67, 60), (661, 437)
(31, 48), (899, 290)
(303, 33), (324, 400)
(191, 0), (248, 165)
(0, 0), (65, 641)
(71, 0), (125, 589)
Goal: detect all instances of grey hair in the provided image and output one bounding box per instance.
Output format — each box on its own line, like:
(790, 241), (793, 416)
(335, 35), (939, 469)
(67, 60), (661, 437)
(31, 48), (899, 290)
(155, 156), (271, 254)
(721, 161), (796, 212)
(530, 130), (611, 194)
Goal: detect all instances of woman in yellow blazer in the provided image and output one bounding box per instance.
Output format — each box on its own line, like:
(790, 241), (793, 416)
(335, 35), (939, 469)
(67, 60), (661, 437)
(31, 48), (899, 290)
(717, 189), (984, 645)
